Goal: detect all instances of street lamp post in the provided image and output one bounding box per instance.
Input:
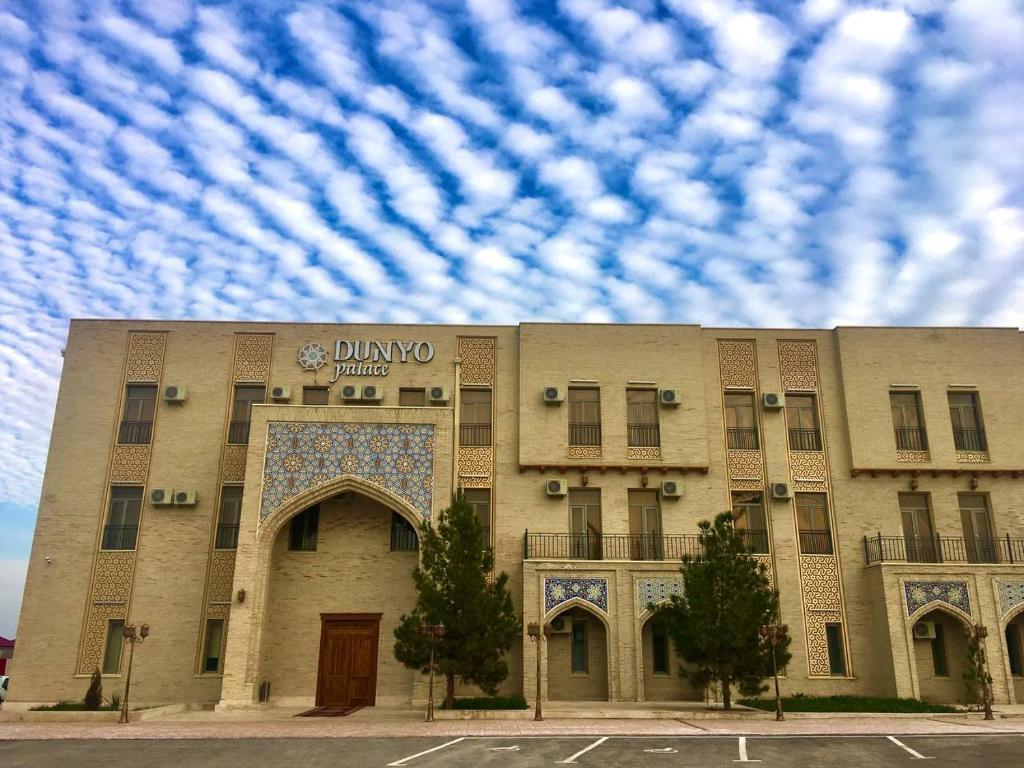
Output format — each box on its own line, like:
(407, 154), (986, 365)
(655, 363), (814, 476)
(421, 621), (446, 722)
(527, 622), (553, 721)
(972, 624), (994, 721)
(759, 623), (786, 722)
(119, 622), (149, 724)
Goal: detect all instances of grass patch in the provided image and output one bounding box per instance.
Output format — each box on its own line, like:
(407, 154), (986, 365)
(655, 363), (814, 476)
(738, 694), (958, 713)
(448, 695), (529, 710)
(30, 701), (120, 712)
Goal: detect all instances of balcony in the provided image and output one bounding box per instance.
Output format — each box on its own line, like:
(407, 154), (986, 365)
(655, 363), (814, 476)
(569, 423), (602, 447)
(894, 427), (927, 451)
(523, 530), (770, 560)
(101, 525), (139, 550)
(117, 420), (153, 445)
(788, 428), (822, 451)
(215, 523), (239, 549)
(864, 534), (1024, 565)
(798, 528), (834, 555)
(228, 420), (251, 445)
(627, 424), (660, 448)
(953, 428), (987, 452)
(727, 428), (759, 450)
(459, 423), (492, 446)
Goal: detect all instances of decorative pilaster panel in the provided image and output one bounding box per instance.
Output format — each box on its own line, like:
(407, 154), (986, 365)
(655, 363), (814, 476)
(207, 551), (237, 606)
(222, 444), (248, 483)
(799, 556), (841, 611)
(110, 445), (151, 483)
(457, 335), (495, 495)
(728, 449), (763, 489)
(459, 446), (492, 488)
(458, 336), (495, 386)
(804, 610), (844, 676)
(88, 552), (137, 604)
(791, 451), (827, 492)
(232, 333), (274, 383)
(778, 340), (818, 391)
(718, 340), (757, 388)
(124, 331), (166, 382)
(79, 604), (128, 674)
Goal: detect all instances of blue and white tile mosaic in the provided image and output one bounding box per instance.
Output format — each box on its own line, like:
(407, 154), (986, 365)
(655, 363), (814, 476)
(544, 577), (608, 615)
(636, 577), (683, 615)
(260, 422), (434, 524)
(997, 581), (1024, 617)
(904, 580), (971, 617)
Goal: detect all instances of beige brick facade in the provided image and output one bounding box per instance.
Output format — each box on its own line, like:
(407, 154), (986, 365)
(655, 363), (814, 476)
(10, 321), (1024, 709)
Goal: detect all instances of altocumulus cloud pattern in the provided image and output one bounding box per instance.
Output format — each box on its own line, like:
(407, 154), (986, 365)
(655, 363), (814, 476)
(1, 1), (1023, 556)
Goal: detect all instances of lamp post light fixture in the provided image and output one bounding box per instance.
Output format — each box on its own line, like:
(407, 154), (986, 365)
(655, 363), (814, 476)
(971, 623), (994, 721)
(527, 622), (553, 721)
(420, 621), (446, 723)
(759, 622), (786, 722)
(118, 622), (149, 724)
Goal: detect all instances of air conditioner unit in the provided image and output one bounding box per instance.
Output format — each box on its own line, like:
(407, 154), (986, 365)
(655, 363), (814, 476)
(428, 386), (449, 404)
(546, 479), (568, 497)
(270, 385), (291, 401)
(763, 392), (785, 409)
(913, 621), (937, 640)
(542, 386), (564, 404)
(174, 489), (198, 506)
(771, 481), (792, 499)
(361, 385), (382, 402)
(164, 385), (188, 403)
(548, 616), (571, 634)
(659, 389), (682, 406)
(661, 480), (683, 498)
(340, 384), (361, 400)
(150, 488), (174, 506)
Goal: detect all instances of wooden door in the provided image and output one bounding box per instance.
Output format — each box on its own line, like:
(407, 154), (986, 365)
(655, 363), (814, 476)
(316, 613), (381, 708)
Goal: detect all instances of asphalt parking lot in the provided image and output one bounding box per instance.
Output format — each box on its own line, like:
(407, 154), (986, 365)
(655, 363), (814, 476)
(2, 734), (1023, 767)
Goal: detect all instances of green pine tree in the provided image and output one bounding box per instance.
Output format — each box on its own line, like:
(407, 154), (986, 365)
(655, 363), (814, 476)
(652, 511), (791, 709)
(83, 668), (103, 710)
(393, 491), (521, 708)
(962, 632), (993, 708)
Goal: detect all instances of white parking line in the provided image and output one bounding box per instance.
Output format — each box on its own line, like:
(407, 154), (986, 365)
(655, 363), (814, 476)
(557, 736), (609, 764)
(386, 737), (467, 766)
(733, 736), (761, 762)
(886, 736), (934, 760)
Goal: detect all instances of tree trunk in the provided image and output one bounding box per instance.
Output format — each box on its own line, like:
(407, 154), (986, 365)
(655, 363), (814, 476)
(445, 672), (456, 709)
(721, 677), (731, 710)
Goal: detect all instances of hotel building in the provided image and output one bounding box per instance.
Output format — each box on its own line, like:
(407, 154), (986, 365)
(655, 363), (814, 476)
(8, 321), (1024, 709)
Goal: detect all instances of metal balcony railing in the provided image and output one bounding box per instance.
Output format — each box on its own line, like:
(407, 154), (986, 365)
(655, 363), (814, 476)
(798, 529), (834, 555)
(215, 523), (239, 549)
(101, 525), (139, 550)
(390, 525), (419, 551)
(569, 423), (602, 447)
(864, 534), (1024, 565)
(953, 428), (987, 452)
(228, 420), (251, 444)
(117, 420), (153, 445)
(460, 423), (492, 446)
(727, 428), (759, 450)
(788, 428), (822, 451)
(894, 427), (927, 451)
(627, 424), (660, 448)
(523, 530), (771, 560)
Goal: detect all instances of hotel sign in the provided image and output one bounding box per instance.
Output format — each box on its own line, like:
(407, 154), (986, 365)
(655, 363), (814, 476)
(298, 340), (435, 382)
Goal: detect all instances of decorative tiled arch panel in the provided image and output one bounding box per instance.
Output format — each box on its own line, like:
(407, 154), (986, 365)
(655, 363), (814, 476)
(260, 422), (435, 524)
(636, 577), (683, 615)
(905, 580), (971, 617)
(997, 581), (1024, 617)
(544, 577), (608, 614)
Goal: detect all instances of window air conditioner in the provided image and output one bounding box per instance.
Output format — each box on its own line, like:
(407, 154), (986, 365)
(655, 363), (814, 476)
(340, 384), (361, 400)
(661, 480), (683, 498)
(542, 386), (564, 404)
(164, 385), (188, 403)
(763, 392), (785, 409)
(913, 621), (937, 640)
(428, 386), (449, 404)
(150, 488), (174, 506)
(174, 490), (198, 506)
(270, 385), (291, 401)
(361, 385), (382, 401)
(771, 482), (792, 499)
(659, 389), (682, 406)
(546, 479), (568, 497)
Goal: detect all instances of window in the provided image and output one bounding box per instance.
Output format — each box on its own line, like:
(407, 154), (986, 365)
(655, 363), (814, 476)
(102, 619), (125, 674)
(229, 385), (266, 444)
(959, 493), (996, 563)
(302, 386), (329, 405)
(460, 389), (492, 446)
(930, 623), (949, 676)
(651, 622), (669, 675)
(628, 489), (662, 560)
(949, 392), (986, 451)
(288, 505), (319, 551)
(1006, 623), (1023, 677)
(102, 487), (142, 550)
(202, 619), (225, 673)
(890, 391), (927, 450)
(119, 384), (157, 444)
(390, 513), (419, 551)
(568, 388), (601, 446)
(569, 489), (602, 559)
(899, 492), (937, 562)
(731, 491), (768, 553)
(463, 489), (491, 543)
(627, 389), (659, 447)
(785, 394), (821, 451)
(795, 493), (832, 554)
(216, 486), (243, 549)
(724, 393), (759, 449)
(825, 623), (846, 676)
(570, 620), (588, 673)
(399, 388), (426, 407)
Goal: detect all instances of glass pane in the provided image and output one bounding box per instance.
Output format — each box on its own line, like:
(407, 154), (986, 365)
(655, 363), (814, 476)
(825, 624), (845, 676)
(571, 621), (587, 673)
(102, 620), (124, 674)
(626, 390), (657, 425)
(463, 489), (490, 531)
(931, 624), (948, 676)
(652, 623), (669, 674)
(203, 620), (224, 673)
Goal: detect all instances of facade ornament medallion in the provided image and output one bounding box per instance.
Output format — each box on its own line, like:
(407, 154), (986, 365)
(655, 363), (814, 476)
(298, 342), (328, 371)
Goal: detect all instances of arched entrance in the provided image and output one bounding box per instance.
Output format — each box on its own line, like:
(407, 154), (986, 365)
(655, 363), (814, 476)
(1003, 608), (1024, 703)
(910, 607), (972, 704)
(544, 602), (609, 701)
(639, 613), (698, 702)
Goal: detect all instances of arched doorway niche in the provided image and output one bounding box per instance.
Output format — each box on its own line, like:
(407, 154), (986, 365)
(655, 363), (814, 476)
(543, 600), (610, 702)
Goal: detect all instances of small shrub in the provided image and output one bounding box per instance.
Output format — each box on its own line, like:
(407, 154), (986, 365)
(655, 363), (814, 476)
(109, 693), (122, 712)
(449, 694), (529, 710)
(83, 669), (103, 710)
(738, 694), (957, 713)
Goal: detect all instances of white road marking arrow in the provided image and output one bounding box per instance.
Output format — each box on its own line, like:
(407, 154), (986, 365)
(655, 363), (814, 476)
(644, 747), (679, 754)
(488, 746), (521, 752)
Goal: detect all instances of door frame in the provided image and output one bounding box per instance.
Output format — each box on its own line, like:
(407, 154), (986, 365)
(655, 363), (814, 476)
(315, 613), (382, 708)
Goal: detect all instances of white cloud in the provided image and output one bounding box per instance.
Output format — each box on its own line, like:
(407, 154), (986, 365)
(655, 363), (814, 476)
(98, 14), (184, 74)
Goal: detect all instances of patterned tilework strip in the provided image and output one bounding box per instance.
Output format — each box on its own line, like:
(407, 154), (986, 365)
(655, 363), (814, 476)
(260, 422), (434, 524)
(904, 580), (971, 617)
(635, 577), (683, 615)
(544, 577), (608, 614)
(997, 581), (1024, 616)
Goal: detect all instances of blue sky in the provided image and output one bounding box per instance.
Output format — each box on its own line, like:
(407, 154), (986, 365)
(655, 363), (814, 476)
(1, 0), (1022, 637)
